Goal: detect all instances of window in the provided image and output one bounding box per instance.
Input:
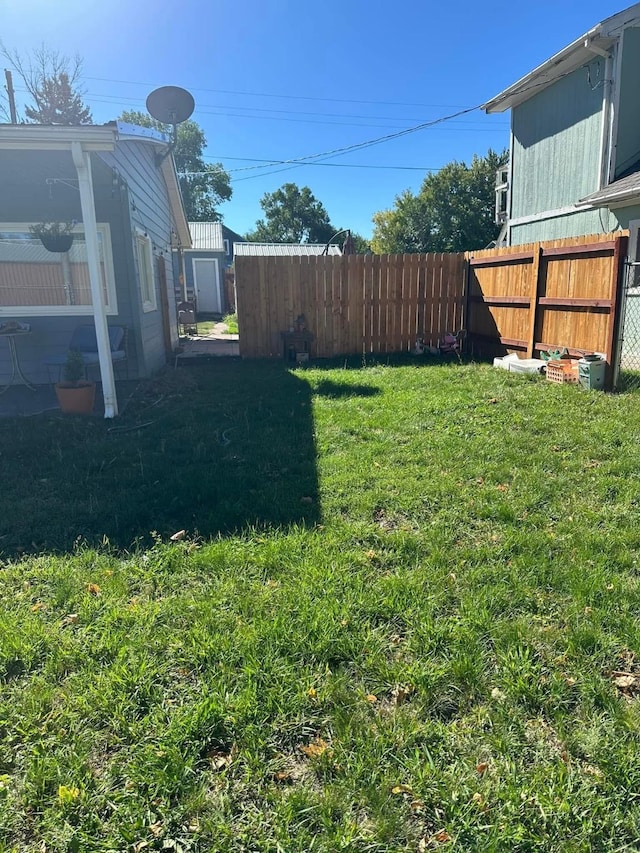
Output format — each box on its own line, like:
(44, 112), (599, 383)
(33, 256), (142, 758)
(135, 230), (156, 312)
(224, 238), (230, 257)
(0, 223), (117, 316)
(495, 166), (509, 225)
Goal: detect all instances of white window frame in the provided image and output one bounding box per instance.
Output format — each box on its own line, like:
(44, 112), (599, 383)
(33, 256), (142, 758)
(0, 222), (118, 317)
(135, 228), (157, 312)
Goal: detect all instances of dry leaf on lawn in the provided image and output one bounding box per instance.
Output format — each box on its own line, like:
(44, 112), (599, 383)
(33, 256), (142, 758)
(476, 762), (489, 775)
(391, 784), (413, 795)
(170, 530), (186, 541)
(87, 583), (101, 596)
(300, 738), (330, 759)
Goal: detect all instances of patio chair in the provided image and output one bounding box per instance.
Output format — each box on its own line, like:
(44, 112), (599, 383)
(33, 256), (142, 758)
(44, 325), (128, 382)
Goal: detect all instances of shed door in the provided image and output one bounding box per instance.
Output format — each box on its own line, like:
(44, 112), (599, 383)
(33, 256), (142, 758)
(193, 258), (221, 314)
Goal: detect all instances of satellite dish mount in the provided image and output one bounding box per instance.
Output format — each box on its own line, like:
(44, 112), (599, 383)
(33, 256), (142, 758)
(146, 86), (195, 165)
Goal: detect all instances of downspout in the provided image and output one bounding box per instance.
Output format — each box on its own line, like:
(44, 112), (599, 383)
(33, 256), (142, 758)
(597, 50), (614, 190)
(71, 141), (118, 418)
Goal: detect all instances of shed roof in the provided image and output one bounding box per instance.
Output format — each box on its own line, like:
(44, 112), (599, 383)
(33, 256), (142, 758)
(188, 222), (225, 251)
(578, 169), (640, 208)
(484, 3), (640, 113)
(234, 242), (342, 256)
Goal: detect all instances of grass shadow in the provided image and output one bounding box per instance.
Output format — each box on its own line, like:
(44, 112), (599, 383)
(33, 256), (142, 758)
(313, 379), (381, 398)
(0, 361), (320, 557)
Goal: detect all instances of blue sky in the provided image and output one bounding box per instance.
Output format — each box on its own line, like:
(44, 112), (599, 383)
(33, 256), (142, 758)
(1, 0), (631, 237)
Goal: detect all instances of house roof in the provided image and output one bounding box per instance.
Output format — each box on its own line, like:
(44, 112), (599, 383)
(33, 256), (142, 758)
(578, 169), (640, 208)
(484, 3), (640, 113)
(188, 221), (225, 251)
(234, 242), (342, 257)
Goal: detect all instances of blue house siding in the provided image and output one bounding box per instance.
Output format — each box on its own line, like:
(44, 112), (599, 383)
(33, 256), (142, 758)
(511, 62), (604, 223)
(100, 142), (178, 376)
(0, 149), (143, 385)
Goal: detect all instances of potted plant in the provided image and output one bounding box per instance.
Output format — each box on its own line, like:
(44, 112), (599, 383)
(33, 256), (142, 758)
(55, 349), (95, 415)
(29, 221), (75, 253)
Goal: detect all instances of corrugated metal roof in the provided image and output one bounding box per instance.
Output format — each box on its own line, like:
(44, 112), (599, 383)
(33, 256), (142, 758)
(188, 222), (225, 251)
(234, 242), (342, 256)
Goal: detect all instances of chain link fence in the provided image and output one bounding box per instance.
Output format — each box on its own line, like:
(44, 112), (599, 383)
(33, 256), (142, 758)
(615, 260), (640, 391)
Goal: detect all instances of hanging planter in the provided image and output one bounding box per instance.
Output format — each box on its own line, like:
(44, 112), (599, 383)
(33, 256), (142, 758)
(29, 221), (75, 253)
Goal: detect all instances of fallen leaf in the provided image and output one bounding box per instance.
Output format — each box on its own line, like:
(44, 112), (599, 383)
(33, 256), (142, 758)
(374, 461), (381, 467)
(87, 583), (101, 596)
(30, 602), (46, 612)
(496, 484), (509, 492)
(365, 549), (377, 559)
(487, 397), (499, 404)
(471, 792), (488, 811)
(410, 799), (425, 813)
(301, 737), (330, 759)
(606, 583), (614, 591)
(475, 762), (489, 775)
(490, 687), (505, 701)
(392, 684), (414, 705)
(170, 530), (186, 541)
(61, 613), (79, 626)
(274, 770), (292, 783)
(307, 687), (317, 698)
(391, 784), (413, 795)
(613, 674), (637, 689)
(133, 842), (150, 853)
(432, 830), (452, 844)
(366, 694), (378, 703)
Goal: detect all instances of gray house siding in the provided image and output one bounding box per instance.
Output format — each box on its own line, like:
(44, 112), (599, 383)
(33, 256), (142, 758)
(0, 149), (142, 385)
(100, 141), (178, 375)
(510, 61), (604, 224)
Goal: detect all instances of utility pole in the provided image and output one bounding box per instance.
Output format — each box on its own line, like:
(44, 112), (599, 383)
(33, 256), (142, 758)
(4, 69), (17, 123)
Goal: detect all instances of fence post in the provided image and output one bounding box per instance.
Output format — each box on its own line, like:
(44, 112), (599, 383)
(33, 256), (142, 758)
(526, 245), (543, 358)
(608, 232), (628, 389)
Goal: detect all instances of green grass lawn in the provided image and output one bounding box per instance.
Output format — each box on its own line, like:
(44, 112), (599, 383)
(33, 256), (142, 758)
(2, 358), (640, 851)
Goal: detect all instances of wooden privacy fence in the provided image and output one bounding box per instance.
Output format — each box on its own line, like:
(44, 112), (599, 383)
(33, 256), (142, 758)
(234, 234), (628, 373)
(466, 233), (628, 374)
(235, 253), (466, 359)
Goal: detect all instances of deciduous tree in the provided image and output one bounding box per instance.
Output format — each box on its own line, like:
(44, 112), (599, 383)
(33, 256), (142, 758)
(0, 44), (92, 124)
(246, 183), (336, 244)
(371, 149), (507, 254)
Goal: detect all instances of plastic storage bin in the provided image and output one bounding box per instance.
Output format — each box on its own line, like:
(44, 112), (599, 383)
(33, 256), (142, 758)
(578, 357), (606, 390)
(546, 360), (579, 384)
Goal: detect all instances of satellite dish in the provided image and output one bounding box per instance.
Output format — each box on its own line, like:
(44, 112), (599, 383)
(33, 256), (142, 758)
(146, 86), (195, 126)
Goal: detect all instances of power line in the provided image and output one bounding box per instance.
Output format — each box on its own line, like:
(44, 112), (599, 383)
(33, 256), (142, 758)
(83, 75), (472, 110)
(204, 156), (441, 170)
